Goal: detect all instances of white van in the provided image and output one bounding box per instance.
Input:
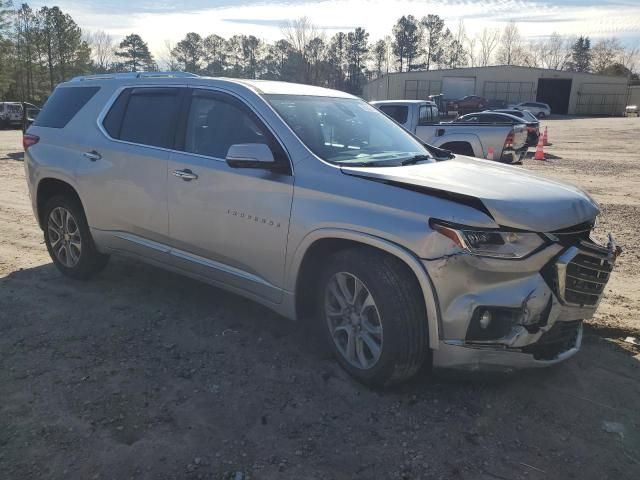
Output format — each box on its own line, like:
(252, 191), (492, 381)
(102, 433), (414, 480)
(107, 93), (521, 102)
(0, 102), (24, 129)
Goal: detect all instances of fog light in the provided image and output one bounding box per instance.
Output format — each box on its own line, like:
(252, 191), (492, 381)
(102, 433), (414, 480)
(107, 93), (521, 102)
(479, 310), (492, 329)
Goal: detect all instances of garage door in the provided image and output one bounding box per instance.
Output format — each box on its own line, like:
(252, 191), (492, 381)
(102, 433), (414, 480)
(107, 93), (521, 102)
(442, 77), (475, 99)
(537, 78), (572, 115)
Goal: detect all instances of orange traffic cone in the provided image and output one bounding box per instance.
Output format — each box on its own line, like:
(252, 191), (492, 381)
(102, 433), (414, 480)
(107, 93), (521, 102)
(486, 147), (494, 160)
(542, 126), (549, 146)
(534, 134), (545, 161)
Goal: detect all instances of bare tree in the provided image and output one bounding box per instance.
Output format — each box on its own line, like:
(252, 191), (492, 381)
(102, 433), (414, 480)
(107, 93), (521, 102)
(85, 30), (114, 72)
(620, 42), (639, 73)
(538, 32), (571, 70)
(591, 37), (624, 73)
(496, 21), (525, 65)
(281, 16), (317, 60)
(158, 40), (181, 71)
(478, 28), (499, 66)
(465, 36), (477, 67)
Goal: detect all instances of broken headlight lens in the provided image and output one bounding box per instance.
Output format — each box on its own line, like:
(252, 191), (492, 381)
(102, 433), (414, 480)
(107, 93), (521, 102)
(430, 220), (547, 259)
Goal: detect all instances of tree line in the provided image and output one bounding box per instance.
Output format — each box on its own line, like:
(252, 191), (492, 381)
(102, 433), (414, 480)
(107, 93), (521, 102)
(0, 1), (638, 105)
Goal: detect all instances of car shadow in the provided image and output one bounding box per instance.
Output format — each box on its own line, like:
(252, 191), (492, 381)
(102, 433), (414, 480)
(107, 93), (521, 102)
(6, 151), (24, 161)
(3, 255), (635, 397)
(2, 255), (639, 480)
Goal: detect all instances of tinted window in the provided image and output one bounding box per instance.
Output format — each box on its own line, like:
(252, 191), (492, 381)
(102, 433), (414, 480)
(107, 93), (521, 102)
(118, 88), (181, 148)
(103, 89), (130, 138)
(378, 105), (408, 124)
(34, 86), (99, 128)
(184, 93), (270, 159)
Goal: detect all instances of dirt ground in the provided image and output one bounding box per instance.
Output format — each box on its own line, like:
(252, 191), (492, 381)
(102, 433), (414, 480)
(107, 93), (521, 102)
(0, 118), (639, 480)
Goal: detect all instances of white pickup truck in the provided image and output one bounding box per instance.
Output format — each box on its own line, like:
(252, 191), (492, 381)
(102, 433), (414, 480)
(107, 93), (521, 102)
(371, 100), (528, 164)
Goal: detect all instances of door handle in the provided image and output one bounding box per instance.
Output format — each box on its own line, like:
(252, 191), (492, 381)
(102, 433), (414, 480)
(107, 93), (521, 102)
(83, 150), (102, 161)
(172, 168), (198, 181)
(436, 129), (445, 137)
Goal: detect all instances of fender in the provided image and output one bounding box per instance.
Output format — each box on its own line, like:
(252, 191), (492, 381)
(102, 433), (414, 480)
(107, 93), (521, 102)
(429, 132), (484, 158)
(32, 170), (83, 227)
(286, 227), (442, 350)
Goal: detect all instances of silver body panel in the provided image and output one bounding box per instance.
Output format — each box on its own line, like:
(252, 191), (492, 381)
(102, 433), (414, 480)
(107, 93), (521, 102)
(24, 75), (615, 372)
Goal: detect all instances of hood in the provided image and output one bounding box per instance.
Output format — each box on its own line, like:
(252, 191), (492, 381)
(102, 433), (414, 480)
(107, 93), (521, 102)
(341, 156), (599, 232)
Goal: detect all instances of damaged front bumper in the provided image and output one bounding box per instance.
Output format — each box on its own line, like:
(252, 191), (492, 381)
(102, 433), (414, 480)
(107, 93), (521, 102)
(425, 235), (618, 372)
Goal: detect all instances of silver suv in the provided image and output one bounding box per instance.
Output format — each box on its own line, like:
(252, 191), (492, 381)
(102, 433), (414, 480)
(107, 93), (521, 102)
(24, 72), (617, 386)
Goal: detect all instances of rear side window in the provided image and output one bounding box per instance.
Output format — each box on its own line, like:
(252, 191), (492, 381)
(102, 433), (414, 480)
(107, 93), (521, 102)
(103, 88), (181, 149)
(34, 86), (100, 128)
(378, 105), (408, 124)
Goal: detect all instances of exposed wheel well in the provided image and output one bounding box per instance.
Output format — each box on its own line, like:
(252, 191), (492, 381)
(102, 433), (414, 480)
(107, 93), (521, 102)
(439, 141), (475, 157)
(36, 178), (83, 229)
(294, 238), (425, 321)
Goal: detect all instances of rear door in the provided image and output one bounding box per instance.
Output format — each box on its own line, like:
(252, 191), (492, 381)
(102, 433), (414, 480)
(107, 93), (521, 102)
(77, 86), (183, 257)
(166, 88), (294, 303)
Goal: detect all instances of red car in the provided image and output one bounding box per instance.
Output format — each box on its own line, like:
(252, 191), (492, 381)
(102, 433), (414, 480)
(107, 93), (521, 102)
(447, 95), (488, 115)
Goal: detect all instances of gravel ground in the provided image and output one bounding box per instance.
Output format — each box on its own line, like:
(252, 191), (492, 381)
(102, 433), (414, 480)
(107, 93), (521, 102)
(1, 118), (639, 480)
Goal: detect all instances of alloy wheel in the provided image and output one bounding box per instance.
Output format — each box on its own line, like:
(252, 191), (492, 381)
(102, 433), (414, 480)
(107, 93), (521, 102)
(324, 272), (383, 369)
(48, 206), (82, 268)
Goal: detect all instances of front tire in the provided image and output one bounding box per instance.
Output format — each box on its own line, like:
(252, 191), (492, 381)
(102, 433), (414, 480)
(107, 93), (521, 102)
(43, 195), (109, 280)
(317, 248), (429, 387)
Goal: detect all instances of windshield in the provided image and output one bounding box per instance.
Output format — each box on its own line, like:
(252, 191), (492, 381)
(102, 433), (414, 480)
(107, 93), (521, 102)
(265, 95), (432, 166)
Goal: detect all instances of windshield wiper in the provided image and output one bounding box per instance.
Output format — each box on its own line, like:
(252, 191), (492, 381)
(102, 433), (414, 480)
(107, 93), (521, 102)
(400, 154), (432, 166)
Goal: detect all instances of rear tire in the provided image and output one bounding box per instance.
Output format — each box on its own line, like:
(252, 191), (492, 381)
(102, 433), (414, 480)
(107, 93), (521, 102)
(317, 248), (429, 387)
(43, 195), (110, 280)
(440, 141), (475, 157)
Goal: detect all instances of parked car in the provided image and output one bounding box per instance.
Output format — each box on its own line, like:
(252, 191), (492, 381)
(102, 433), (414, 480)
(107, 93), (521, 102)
(510, 101), (551, 118)
(0, 102), (24, 129)
(22, 103), (41, 132)
(491, 109), (540, 146)
(624, 105), (638, 117)
(447, 95), (489, 115)
(372, 100), (528, 163)
(464, 109), (539, 147)
(24, 73), (618, 386)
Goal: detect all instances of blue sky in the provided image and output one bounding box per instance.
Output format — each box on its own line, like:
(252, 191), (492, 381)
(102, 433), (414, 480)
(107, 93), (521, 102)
(28, 0), (640, 57)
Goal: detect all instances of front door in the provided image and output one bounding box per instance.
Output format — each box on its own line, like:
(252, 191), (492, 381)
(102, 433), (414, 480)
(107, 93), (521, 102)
(166, 89), (294, 303)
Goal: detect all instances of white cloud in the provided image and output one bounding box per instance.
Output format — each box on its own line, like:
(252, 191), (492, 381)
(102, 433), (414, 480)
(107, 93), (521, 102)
(29, 0), (640, 59)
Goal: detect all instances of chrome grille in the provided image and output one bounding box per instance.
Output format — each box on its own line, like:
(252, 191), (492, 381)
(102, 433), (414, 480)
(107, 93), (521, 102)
(556, 241), (613, 307)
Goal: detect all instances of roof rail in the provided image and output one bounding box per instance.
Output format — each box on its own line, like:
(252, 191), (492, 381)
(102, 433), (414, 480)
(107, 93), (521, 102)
(70, 71), (199, 82)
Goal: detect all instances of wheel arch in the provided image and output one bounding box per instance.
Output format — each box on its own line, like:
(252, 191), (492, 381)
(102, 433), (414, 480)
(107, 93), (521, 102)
(431, 133), (483, 158)
(288, 228), (441, 350)
(36, 177), (84, 230)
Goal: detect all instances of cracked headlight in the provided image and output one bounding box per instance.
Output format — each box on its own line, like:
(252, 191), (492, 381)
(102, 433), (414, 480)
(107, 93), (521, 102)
(430, 220), (547, 259)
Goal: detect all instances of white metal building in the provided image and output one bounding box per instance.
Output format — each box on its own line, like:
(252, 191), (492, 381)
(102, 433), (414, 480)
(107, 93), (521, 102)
(363, 65), (630, 115)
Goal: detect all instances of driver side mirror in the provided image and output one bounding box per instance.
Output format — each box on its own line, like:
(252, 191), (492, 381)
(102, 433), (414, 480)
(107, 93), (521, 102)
(225, 143), (277, 169)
